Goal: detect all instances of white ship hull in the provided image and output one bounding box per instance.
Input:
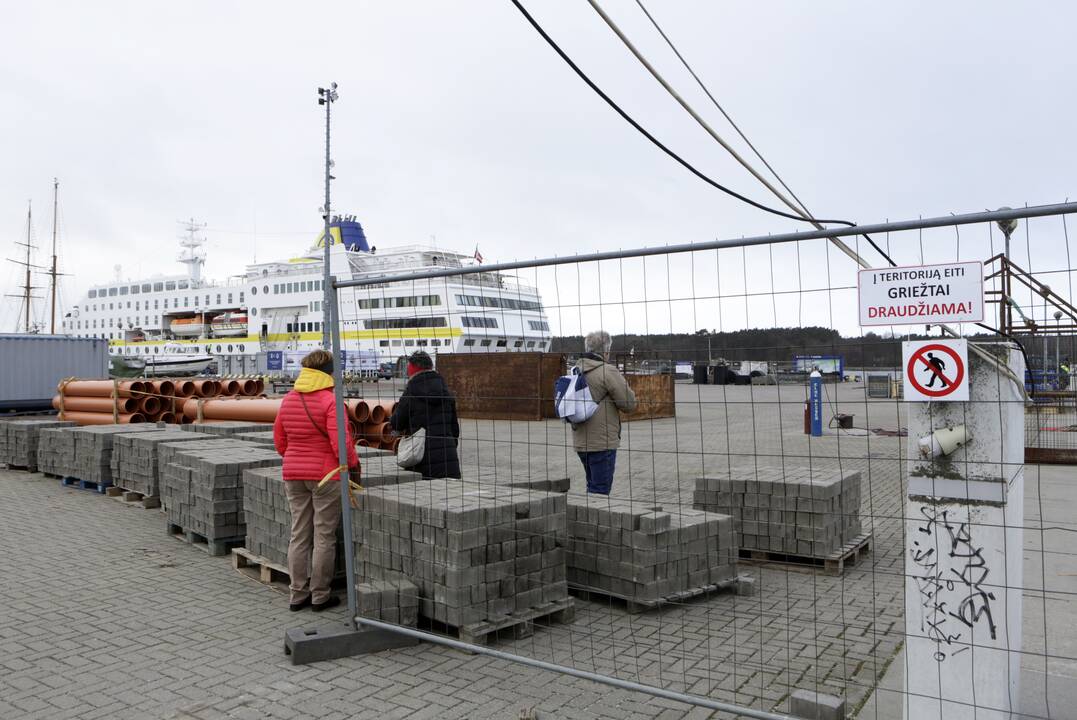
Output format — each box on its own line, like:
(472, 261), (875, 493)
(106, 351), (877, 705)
(211, 323), (247, 337)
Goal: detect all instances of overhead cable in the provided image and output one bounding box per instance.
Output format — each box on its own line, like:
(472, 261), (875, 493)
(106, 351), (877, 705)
(583, 0), (896, 268)
(506, 0), (867, 234)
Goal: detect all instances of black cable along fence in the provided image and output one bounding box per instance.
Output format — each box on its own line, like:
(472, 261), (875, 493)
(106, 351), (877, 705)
(321, 203), (1077, 719)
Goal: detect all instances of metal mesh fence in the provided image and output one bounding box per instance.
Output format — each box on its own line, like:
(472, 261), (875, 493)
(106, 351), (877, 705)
(327, 204), (1077, 718)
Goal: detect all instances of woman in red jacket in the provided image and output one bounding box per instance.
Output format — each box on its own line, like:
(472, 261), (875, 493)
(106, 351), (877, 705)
(273, 349), (359, 612)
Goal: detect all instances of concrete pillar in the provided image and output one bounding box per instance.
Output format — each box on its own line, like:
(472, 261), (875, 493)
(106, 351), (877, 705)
(903, 342), (1025, 719)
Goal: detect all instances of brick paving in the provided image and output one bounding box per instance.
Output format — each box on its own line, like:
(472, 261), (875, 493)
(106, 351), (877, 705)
(0, 382), (911, 719)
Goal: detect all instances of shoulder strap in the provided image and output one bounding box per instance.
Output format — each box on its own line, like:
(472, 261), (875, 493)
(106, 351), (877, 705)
(297, 393), (330, 440)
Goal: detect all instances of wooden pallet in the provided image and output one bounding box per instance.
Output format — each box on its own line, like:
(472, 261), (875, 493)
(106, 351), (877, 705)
(571, 575), (748, 614)
(60, 476), (110, 494)
(107, 487), (161, 509)
(232, 547), (290, 588)
(421, 597), (576, 646)
(738, 533), (873, 576)
(166, 522), (243, 557)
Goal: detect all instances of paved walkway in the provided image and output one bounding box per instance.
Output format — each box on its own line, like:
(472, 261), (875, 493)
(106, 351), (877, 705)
(0, 471), (695, 720)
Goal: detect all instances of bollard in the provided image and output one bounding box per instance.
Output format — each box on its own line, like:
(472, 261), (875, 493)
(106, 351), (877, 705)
(903, 343), (1024, 719)
(809, 370), (823, 437)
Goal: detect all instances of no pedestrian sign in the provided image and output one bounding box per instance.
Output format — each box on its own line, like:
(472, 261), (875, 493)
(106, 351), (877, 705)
(902, 339), (969, 402)
(858, 261), (983, 327)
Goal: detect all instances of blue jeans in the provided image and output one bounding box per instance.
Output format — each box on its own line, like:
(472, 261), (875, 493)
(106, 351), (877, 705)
(577, 450), (617, 495)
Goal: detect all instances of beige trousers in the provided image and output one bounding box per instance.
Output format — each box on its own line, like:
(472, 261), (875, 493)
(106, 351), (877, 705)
(284, 480), (342, 604)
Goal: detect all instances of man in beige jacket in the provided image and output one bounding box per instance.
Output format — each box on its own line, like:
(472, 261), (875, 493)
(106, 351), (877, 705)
(573, 331), (637, 494)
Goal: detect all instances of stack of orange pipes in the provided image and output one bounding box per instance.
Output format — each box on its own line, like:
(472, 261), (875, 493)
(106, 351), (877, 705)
(50, 376), (397, 451)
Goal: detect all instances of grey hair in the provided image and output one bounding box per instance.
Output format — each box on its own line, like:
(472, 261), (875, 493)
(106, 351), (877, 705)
(584, 330), (613, 355)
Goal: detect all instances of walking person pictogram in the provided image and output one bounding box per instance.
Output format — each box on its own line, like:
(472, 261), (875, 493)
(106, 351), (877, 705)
(924, 352), (949, 388)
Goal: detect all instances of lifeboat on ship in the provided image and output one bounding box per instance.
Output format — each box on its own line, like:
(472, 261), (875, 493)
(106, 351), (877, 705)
(170, 315), (207, 338)
(211, 312), (248, 337)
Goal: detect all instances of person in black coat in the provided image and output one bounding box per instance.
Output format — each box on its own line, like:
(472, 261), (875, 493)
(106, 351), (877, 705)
(390, 351), (461, 479)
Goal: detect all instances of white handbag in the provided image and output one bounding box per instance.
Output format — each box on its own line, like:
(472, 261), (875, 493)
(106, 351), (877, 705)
(396, 427), (426, 468)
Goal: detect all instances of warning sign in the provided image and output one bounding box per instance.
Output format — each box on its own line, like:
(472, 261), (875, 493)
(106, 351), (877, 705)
(859, 261), (983, 327)
(902, 339), (969, 402)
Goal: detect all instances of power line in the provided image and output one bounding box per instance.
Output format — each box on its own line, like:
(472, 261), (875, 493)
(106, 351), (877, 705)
(582, 0), (897, 268)
(507, 0), (865, 231)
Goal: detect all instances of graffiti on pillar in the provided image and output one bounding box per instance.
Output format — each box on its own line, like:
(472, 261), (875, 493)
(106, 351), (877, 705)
(911, 505), (997, 661)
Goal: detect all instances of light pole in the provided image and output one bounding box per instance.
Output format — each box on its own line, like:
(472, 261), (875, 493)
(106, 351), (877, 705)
(318, 82), (338, 351)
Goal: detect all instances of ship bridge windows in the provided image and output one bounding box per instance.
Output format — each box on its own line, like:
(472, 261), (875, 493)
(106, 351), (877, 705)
(455, 294), (542, 311)
(88, 289), (97, 299)
(178, 281), (189, 290)
(154, 282), (164, 292)
(108, 287), (118, 297)
(120, 286), (128, 296)
(528, 320), (550, 331)
(141, 283), (151, 293)
(364, 317), (446, 329)
(461, 316), (497, 328)
(130, 285), (140, 294)
(165, 281), (176, 291)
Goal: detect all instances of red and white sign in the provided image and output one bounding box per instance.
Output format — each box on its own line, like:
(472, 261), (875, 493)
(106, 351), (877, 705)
(859, 261), (983, 327)
(902, 339), (969, 402)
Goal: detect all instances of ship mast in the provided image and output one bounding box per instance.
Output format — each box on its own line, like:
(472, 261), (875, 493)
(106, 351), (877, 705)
(5, 202), (43, 333)
(49, 179), (60, 334)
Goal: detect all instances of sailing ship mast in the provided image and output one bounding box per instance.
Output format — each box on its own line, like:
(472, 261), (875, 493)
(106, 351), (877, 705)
(6, 202), (42, 333)
(49, 179), (60, 334)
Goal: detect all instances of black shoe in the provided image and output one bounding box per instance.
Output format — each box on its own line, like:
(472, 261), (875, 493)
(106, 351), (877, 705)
(289, 596), (312, 612)
(311, 595), (341, 612)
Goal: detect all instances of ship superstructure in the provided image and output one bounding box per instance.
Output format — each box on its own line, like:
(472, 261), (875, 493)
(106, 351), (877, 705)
(62, 218), (552, 365)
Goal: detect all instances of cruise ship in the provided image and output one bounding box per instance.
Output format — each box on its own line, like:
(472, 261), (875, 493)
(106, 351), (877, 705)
(62, 218), (552, 371)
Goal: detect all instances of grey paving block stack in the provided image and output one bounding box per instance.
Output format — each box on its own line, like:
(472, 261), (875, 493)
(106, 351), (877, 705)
(693, 466), (862, 557)
(355, 453), (423, 489)
(233, 431), (277, 447)
(183, 421), (274, 436)
(160, 441), (280, 541)
(355, 479), (570, 628)
(241, 466), (293, 566)
(566, 497), (737, 604)
(36, 426), (78, 476)
(357, 576), (419, 626)
(110, 429), (210, 498)
(68, 425), (161, 486)
(0, 419), (75, 471)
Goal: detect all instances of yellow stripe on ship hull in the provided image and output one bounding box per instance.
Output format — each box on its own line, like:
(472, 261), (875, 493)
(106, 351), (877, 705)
(109, 327), (463, 348)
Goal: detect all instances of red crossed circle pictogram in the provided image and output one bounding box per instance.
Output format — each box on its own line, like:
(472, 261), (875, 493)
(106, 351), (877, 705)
(906, 343), (965, 398)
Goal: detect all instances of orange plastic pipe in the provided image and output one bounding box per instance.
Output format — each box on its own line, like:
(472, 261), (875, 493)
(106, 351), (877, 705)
(180, 415), (193, 424)
(237, 379), (256, 396)
(158, 412), (177, 424)
(176, 380), (197, 398)
(190, 379), (220, 398)
(346, 400), (370, 424)
(380, 423), (396, 445)
(369, 401), (395, 424)
(182, 397), (282, 422)
(52, 395), (139, 414)
(222, 379), (241, 395)
(62, 411), (146, 425)
(252, 379), (265, 395)
(57, 379), (148, 398)
(139, 396), (161, 415)
(150, 380), (175, 397)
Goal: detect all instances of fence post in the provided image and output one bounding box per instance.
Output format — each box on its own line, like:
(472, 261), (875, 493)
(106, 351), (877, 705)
(903, 342), (1025, 719)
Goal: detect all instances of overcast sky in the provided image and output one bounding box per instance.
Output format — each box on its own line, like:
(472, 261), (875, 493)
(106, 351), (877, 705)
(3, 1), (1075, 336)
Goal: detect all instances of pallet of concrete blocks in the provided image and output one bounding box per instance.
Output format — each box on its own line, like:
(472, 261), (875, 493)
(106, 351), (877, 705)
(357, 575), (420, 627)
(110, 429), (213, 507)
(693, 465), (865, 567)
(355, 479), (574, 644)
(0, 418), (76, 471)
(66, 425), (162, 491)
(160, 440), (281, 556)
(183, 421), (274, 437)
(36, 426), (78, 477)
(565, 496), (740, 612)
(232, 431), (277, 447)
